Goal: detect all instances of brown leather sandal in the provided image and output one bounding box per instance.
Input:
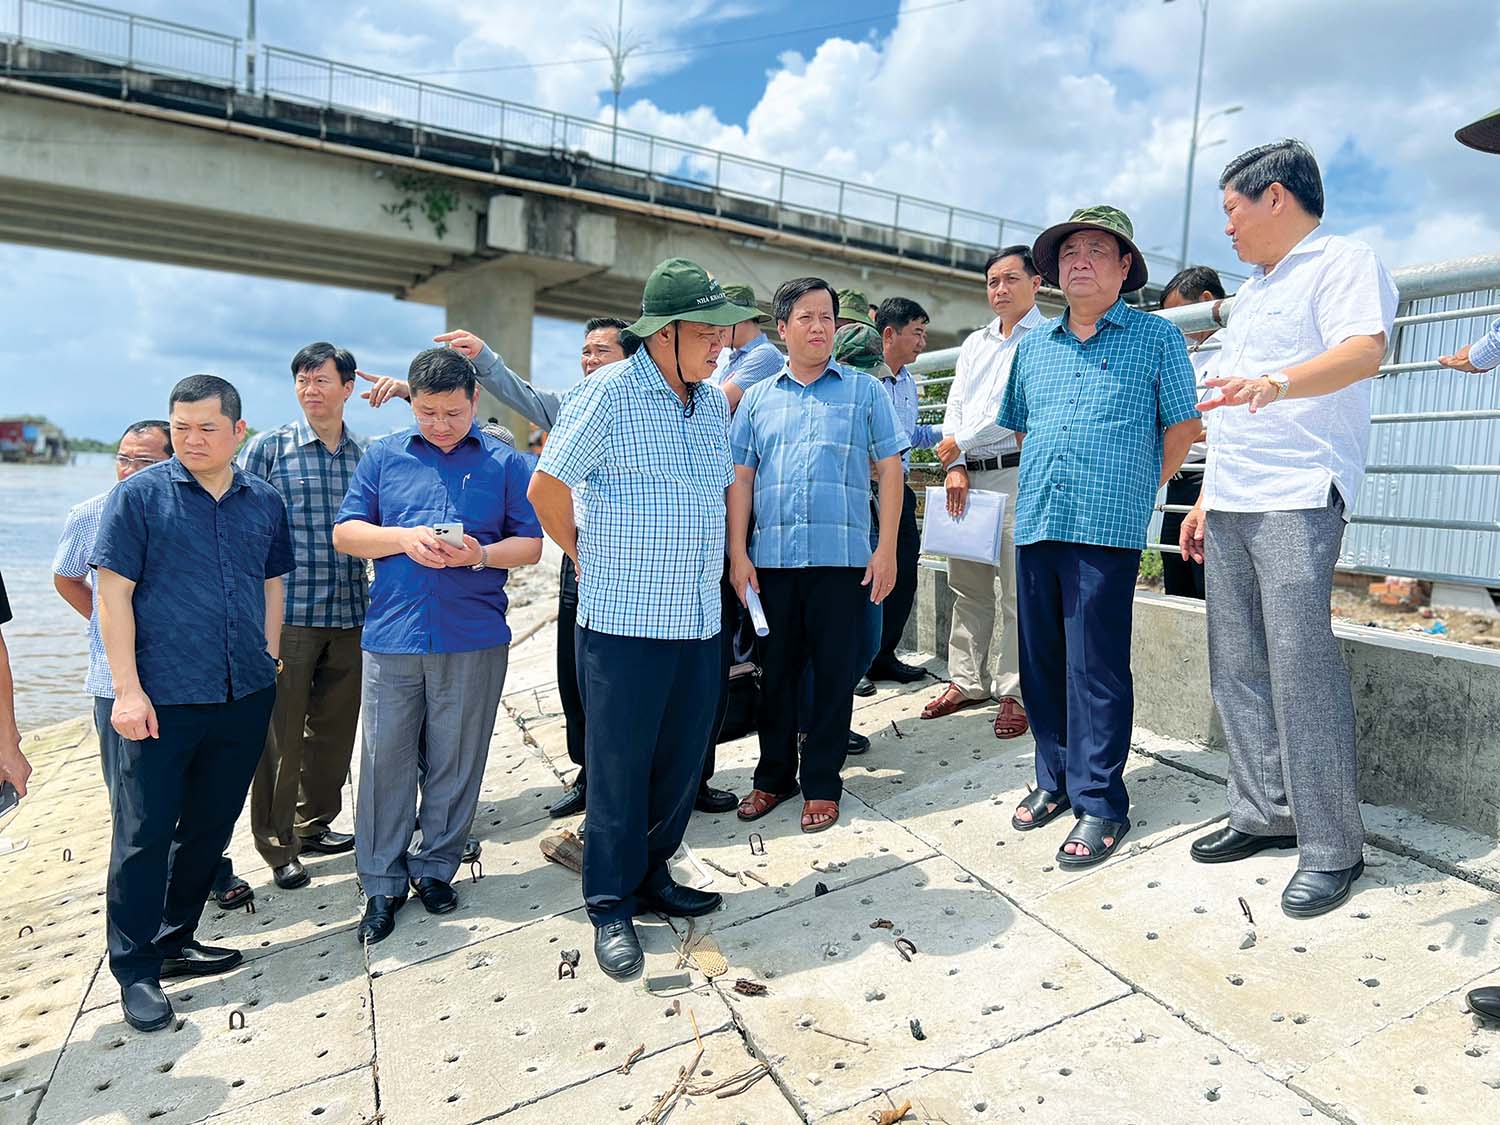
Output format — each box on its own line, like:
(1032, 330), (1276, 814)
(993, 697), (1029, 739)
(800, 800), (839, 833)
(920, 683), (985, 720)
(737, 786), (800, 822)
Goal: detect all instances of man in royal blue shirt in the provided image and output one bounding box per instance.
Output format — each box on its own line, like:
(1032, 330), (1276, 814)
(93, 375), (294, 1033)
(334, 347), (542, 945)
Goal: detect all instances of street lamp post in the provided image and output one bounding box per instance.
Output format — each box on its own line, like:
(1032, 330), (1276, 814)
(591, 0), (643, 167)
(1168, 0), (1209, 271)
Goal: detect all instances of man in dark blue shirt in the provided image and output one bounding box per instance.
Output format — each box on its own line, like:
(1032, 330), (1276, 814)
(93, 375), (294, 1033)
(334, 347), (542, 945)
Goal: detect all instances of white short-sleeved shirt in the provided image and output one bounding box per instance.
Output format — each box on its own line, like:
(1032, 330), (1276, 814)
(1201, 231), (1398, 517)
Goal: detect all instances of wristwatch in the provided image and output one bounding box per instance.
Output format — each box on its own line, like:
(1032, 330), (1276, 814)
(469, 543), (489, 571)
(1266, 372), (1290, 402)
(275, 658), (285, 675)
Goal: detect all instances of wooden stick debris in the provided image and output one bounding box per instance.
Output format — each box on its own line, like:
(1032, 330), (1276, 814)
(742, 869), (769, 887)
(637, 1011), (704, 1125)
(618, 1044), (645, 1075)
(810, 1026), (870, 1047)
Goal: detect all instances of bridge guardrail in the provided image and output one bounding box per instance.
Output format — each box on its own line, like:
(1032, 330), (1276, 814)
(2, 0), (239, 85)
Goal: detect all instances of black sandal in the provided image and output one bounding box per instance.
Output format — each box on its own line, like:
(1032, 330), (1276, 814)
(1011, 787), (1071, 832)
(1056, 815), (1130, 869)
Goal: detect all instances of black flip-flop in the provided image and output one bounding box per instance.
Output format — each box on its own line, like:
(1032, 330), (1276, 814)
(1056, 815), (1130, 870)
(1011, 787), (1071, 832)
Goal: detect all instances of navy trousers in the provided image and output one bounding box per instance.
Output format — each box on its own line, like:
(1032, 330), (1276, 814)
(106, 687), (275, 987)
(1015, 541), (1140, 822)
(577, 627), (719, 925)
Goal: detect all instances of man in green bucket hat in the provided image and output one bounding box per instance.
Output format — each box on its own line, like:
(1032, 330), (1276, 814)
(997, 204), (1200, 871)
(528, 257), (746, 980)
(714, 283), (785, 412)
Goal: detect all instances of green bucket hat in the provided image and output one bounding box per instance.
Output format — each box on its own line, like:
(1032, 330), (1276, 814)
(720, 283), (767, 323)
(833, 323), (893, 380)
(835, 287), (875, 327)
(624, 258), (751, 339)
(1457, 108), (1500, 154)
(1032, 204), (1149, 294)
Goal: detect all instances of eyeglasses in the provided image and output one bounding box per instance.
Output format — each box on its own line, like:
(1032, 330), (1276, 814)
(115, 455), (168, 469)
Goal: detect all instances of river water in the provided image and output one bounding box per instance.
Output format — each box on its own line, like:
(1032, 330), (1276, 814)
(2, 453), (118, 731)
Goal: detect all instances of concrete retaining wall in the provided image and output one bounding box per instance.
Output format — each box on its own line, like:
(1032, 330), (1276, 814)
(907, 562), (1500, 838)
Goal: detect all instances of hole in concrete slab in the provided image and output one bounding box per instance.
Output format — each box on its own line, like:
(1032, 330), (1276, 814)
(445, 1054), (460, 1064)
(446, 1095), (459, 1104)
(1414, 1085), (1428, 1095)
(94, 1081), (111, 1092)
(1293, 946), (1307, 954)
(316, 1012), (327, 1020)
(231, 1080), (245, 1088)
(832, 1061), (846, 1070)
(147, 1111), (169, 1120)
(16, 1043), (29, 1051)
(316, 1050), (329, 1059)
(526, 1066), (538, 1073)
(1428, 944), (1441, 952)
(156, 1061), (174, 1074)
(1059, 1068), (1072, 1077)
(593, 1041), (607, 1051)
(312, 1110), (325, 1117)
(317, 974), (329, 982)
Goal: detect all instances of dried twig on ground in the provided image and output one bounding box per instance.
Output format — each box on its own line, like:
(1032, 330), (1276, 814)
(618, 1044), (645, 1075)
(742, 869), (769, 887)
(811, 1026), (870, 1047)
(687, 1063), (770, 1099)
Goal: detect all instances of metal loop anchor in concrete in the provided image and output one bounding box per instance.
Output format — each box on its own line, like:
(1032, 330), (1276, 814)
(469, 859), (484, 884)
(558, 948), (581, 979)
(1238, 896), (1255, 926)
(894, 937), (918, 962)
(748, 833), (766, 856)
(18, 925), (34, 938)
(229, 1009), (246, 1031)
(61, 847), (72, 862)
(244, 899), (255, 915)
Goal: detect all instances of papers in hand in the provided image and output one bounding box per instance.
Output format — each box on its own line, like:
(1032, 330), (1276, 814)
(744, 585), (770, 636)
(920, 487), (1007, 565)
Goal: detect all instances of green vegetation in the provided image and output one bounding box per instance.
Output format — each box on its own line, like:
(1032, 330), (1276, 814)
(67, 437), (116, 453)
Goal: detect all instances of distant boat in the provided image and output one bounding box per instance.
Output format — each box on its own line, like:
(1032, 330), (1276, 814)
(0, 418), (73, 464)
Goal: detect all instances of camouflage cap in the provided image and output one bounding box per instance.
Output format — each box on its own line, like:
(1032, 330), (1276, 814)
(623, 257), (750, 339)
(833, 323), (892, 380)
(1032, 204), (1149, 293)
(835, 287), (875, 327)
(720, 283), (767, 322)
(1457, 108), (1500, 154)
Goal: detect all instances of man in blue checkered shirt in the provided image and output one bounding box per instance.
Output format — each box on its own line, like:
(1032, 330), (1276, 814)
(997, 206), (1199, 870)
(238, 343), (368, 891)
(529, 257), (747, 981)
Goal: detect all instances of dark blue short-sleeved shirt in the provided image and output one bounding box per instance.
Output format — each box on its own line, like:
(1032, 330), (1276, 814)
(335, 424), (543, 655)
(91, 458), (294, 706)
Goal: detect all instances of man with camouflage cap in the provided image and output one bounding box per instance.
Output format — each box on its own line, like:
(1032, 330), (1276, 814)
(529, 257), (745, 979)
(714, 284), (786, 412)
(836, 287), (877, 329)
(997, 205), (1199, 870)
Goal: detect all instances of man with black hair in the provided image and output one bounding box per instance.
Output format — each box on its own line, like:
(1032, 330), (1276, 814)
(93, 374), (293, 1032)
(923, 246), (1044, 740)
(730, 276), (907, 836)
(860, 296), (940, 687)
(334, 348), (543, 945)
(1182, 139), (1396, 919)
(238, 343), (367, 891)
(1157, 267), (1226, 599)
(529, 257), (744, 979)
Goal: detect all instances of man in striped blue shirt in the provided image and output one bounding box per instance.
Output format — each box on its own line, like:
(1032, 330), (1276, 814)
(529, 258), (746, 980)
(998, 206), (1199, 870)
(239, 343), (368, 892)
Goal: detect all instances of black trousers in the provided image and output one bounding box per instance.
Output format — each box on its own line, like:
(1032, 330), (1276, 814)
(106, 687), (275, 987)
(1160, 473), (1207, 599)
(872, 482), (920, 666)
(577, 627), (719, 924)
(753, 567), (865, 803)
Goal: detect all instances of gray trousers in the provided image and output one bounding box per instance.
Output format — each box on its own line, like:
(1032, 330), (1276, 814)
(355, 645), (509, 897)
(945, 465), (1022, 701)
(1205, 494), (1364, 870)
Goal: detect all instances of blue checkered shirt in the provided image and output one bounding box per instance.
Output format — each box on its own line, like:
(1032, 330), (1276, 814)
(881, 365), (941, 472)
(536, 351), (735, 641)
(717, 332), (786, 395)
(52, 489), (114, 697)
(997, 299), (1199, 550)
(238, 420), (368, 628)
(731, 363), (908, 568)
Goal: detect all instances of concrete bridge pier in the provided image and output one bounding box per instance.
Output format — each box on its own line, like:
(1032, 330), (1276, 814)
(440, 260), (538, 444)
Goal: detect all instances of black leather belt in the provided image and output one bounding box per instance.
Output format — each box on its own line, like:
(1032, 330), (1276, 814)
(967, 452), (1021, 471)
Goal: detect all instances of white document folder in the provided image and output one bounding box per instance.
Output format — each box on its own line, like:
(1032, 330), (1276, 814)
(921, 487), (1007, 565)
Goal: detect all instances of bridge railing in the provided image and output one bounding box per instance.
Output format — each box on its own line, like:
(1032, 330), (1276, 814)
(1, 0), (239, 84)
(908, 252), (1500, 588)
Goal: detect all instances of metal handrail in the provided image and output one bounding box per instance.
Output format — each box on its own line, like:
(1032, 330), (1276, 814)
(3, 0), (240, 83)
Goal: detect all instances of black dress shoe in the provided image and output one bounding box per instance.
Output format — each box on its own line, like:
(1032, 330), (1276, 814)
(868, 657), (926, 684)
(298, 829), (355, 855)
(1468, 985), (1500, 1020)
(637, 880), (723, 918)
(846, 731), (870, 755)
(548, 783), (587, 818)
(356, 895), (406, 944)
(121, 980), (173, 1032)
(272, 859), (310, 889)
(461, 836), (482, 865)
(1281, 860), (1365, 918)
(594, 919), (644, 978)
(411, 877), (459, 915)
(1190, 826), (1298, 864)
(160, 942), (243, 979)
(695, 785), (738, 814)
(853, 676), (877, 697)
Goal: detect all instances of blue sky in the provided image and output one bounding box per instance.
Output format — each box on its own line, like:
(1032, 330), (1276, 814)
(2, 0), (1497, 441)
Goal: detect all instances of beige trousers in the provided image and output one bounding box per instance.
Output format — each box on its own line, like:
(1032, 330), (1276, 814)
(944, 465), (1021, 702)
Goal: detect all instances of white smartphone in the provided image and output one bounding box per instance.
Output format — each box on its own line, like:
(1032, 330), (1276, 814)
(433, 522), (464, 546)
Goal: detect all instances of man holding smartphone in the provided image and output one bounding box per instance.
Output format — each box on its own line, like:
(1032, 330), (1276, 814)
(334, 347), (543, 945)
(0, 569), (30, 809)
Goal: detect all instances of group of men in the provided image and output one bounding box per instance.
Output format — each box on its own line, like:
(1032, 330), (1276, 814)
(4, 128), (1499, 1027)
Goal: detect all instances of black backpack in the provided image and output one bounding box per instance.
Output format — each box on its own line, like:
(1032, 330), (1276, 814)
(716, 601), (762, 743)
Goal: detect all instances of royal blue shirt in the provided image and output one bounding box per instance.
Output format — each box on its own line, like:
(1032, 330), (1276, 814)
(91, 458), (294, 706)
(336, 423), (542, 655)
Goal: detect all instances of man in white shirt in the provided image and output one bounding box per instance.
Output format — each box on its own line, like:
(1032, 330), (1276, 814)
(1157, 266), (1227, 600)
(1180, 140), (1397, 919)
(921, 246), (1044, 740)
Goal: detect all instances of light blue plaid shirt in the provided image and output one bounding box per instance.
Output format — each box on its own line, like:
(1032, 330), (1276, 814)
(238, 420), (368, 629)
(731, 363), (908, 568)
(52, 489), (113, 698)
(717, 332), (786, 395)
(880, 364), (941, 472)
(1470, 317), (1500, 371)
(536, 351), (735, 641)
(997, 298), (1199, 551)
